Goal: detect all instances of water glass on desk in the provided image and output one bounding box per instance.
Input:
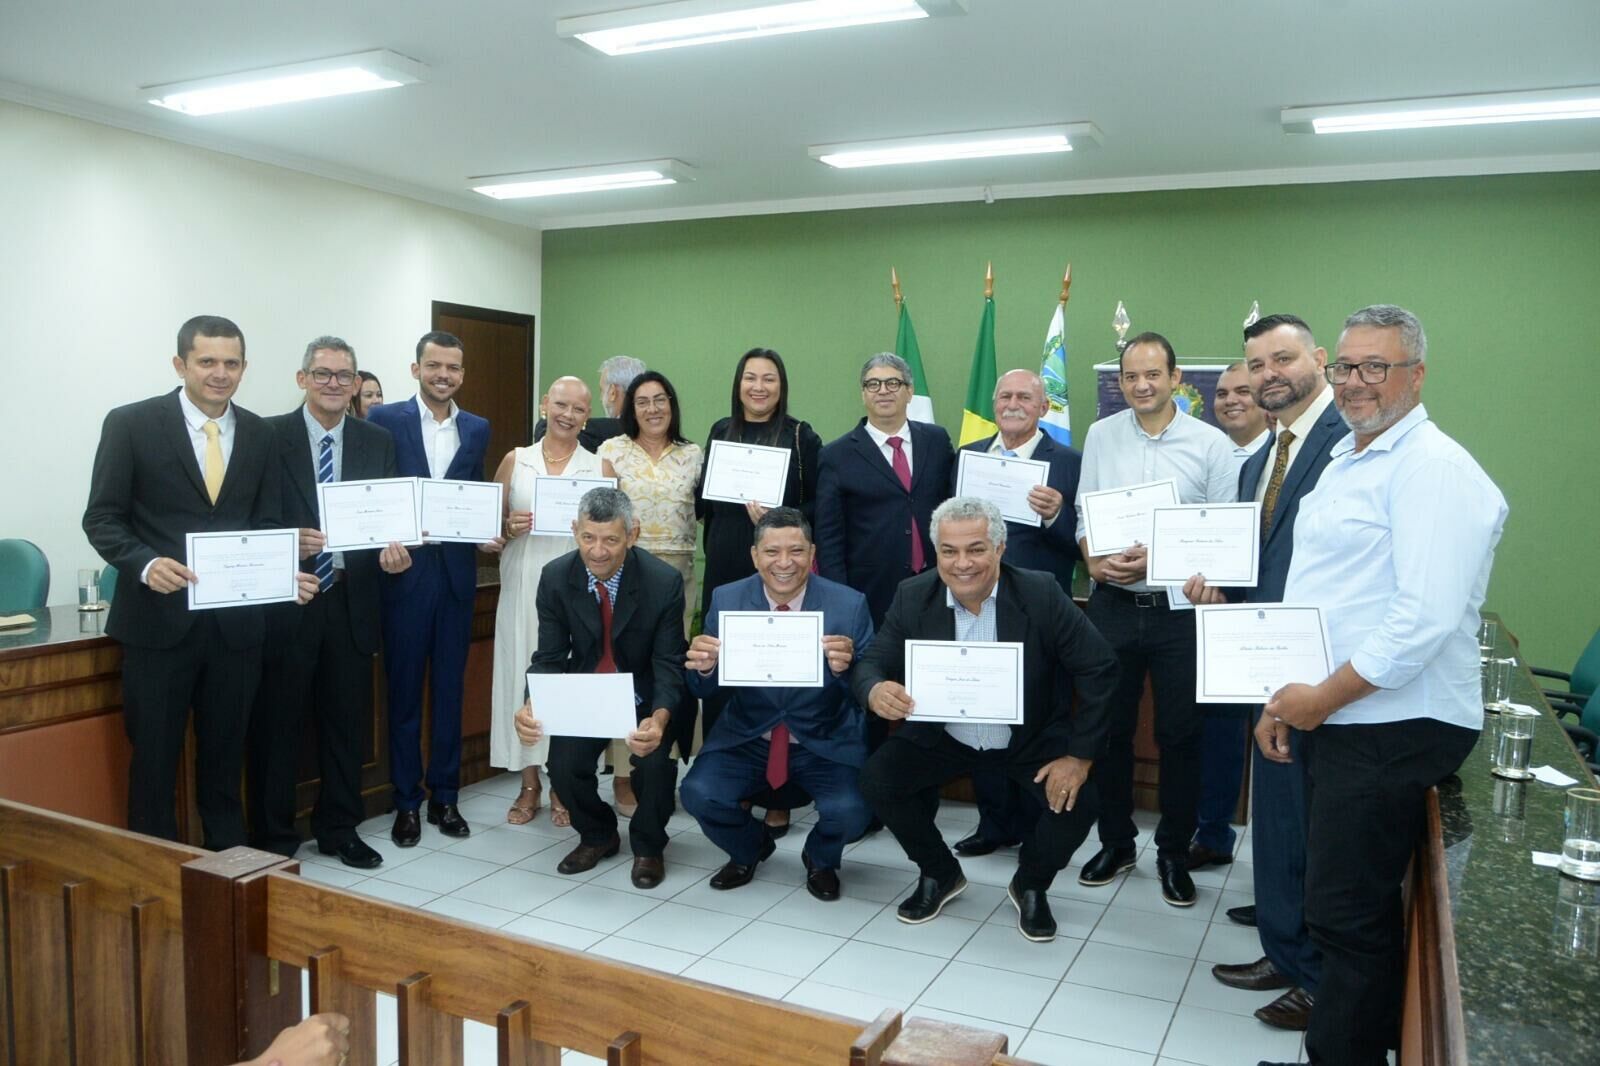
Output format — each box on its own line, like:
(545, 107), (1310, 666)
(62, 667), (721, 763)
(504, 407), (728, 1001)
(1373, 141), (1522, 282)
(1552, 874), (1600, 960)
(1481, 657), (1512, 713)
(1477, 617), (1498, 660)
(1561, 788), (1600, 881)
(1491, 705), (1537, 780)
(77, 568), (105, 612)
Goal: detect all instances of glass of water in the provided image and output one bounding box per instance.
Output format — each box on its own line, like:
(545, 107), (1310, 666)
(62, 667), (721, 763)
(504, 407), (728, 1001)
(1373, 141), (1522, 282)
(1552, 873), (1600, 960)
(1491, 705), (1537, 780)
(1477, 617), (1498, 659)
(77, 568), (103, 612)
(1481, 657), (1513, 712)
(1561, 788), (1600, 881)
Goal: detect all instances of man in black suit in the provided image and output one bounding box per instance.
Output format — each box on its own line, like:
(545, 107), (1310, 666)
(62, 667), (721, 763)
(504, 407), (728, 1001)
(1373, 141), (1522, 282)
(532, 354), (643, 452)
(247, 337), (413, 869)
(83, 315), (316, 848)
(513, 487), (687, 889)
(953, 368), (1084, 857)
(856, 497), (1119, 942)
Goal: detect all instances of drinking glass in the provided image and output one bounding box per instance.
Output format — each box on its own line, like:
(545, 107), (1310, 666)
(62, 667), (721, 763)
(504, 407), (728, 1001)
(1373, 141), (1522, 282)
(1490, 777), (1526, 844)
(1490, 706), (1536, 780)
(1552, 873), (1600, 960)
(1477, 617), (1498, 659)
(77, 568), (103, 612)
(1481, 657), (1512, 712)
(1561, 788), (1600, 881)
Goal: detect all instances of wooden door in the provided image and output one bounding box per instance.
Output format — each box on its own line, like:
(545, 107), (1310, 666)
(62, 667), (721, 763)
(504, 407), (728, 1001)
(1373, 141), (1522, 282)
(433, 301), (536, 492)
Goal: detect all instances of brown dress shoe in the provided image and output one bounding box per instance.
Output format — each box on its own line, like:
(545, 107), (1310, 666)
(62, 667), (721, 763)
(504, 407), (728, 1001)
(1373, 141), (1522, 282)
(1212, 956), (1293, 991)
(557, 834), (621, 875)
(630, 856), (665, 889)
(1255, 986), (1313, 1031)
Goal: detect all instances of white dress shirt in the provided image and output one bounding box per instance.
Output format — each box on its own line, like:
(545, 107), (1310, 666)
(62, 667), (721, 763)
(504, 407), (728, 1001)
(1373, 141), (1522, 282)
(1229, 428), (1271, 483)
(177, 388), (235, 473)
(419, 397), (460, 479)
(1284, 404), (1507, 729)
(989, 429), (1058, 528)
(944, 585), (1012, 751)
(864, 419), (912, 474)
(1252, 387), (1335, 500)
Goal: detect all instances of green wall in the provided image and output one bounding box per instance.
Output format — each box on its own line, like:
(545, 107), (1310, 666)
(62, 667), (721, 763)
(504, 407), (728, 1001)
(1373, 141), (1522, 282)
(541, 171), (1600, 667)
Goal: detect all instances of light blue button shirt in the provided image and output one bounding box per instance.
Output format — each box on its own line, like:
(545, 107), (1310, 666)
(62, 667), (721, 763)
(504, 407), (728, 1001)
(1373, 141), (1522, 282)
(1284, 405), (1507, 729)
(944, 585), (1012, 751)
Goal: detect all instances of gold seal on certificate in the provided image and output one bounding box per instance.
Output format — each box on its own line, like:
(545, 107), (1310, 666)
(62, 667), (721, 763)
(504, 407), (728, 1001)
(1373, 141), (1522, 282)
(318, 477), (421, 551)
(531, 475), (617, 536)
(1194, 604), (1334, 703)
(526, 672), (638, 738)
(718, 610), (825, 687)
(700, 440), (791, 508)
(185, 529), (300, 611)
(419, 479), (503, 543)
(1079, 478), (1179, 556)
(1146, 502), (1262, 587)
(955, 451), (1049, 527)
(904, 640), (1025, 724)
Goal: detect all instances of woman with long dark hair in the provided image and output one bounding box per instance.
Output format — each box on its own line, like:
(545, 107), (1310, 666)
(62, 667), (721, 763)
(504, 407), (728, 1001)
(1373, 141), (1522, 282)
(351, 371), (384, 417)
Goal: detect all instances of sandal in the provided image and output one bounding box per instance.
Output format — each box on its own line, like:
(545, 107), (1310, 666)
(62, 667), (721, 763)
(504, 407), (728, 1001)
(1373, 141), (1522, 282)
(613, 775), (639, 818)
(507, 784), (541, 825)
(549, 789), (572, 829)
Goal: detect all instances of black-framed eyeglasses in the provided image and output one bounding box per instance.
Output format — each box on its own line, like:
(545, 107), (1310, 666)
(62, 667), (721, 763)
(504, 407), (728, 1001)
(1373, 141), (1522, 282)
(1324, 359), (1421, 385)
(633, 395), (672, 410)
(862, 378), (909, 393)
(309, 368), (358, 386)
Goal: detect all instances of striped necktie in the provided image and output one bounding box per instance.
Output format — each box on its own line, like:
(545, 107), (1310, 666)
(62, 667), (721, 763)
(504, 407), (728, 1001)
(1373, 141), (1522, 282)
(313, 434), (335, 588)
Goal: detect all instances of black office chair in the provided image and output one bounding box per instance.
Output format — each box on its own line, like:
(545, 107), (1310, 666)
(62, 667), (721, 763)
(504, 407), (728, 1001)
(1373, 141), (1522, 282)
(1533, 626), (1600, 707)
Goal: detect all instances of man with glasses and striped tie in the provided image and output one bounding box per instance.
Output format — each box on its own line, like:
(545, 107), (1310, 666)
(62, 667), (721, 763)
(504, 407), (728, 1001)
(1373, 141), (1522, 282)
(247, 337), (411, 869)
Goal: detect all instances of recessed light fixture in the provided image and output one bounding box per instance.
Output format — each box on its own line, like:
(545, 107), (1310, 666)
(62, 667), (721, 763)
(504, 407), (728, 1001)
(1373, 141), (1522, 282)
(470, 160), (696, 200)
(1282, 86), (1600, 134)
(809, 124), (1101, 169)
(558, 0), (966, 56)
(142, 50), (424, 116)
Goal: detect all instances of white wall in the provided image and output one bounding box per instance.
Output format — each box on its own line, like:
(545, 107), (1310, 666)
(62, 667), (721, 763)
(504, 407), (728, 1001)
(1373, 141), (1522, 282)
(0, 99), (542, 605)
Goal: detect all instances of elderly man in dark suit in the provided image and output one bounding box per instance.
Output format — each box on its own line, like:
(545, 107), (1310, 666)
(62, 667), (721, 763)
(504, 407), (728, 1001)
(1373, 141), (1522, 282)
(532, 354), (643, 452)
(680, 507), (875, 901)
(84, 315), (316, 847)
(513, 487), (687, 889)
(856, 497), (1119, 942)
(247, 336), (413, 869)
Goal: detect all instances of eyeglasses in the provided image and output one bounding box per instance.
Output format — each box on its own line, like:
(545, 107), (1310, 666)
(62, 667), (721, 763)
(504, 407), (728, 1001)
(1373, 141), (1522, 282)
(1324, 359), (1421, 384)
(633, 395), (672, 410)
(309, 368), (358, 386)
(862, 378), (909, 393)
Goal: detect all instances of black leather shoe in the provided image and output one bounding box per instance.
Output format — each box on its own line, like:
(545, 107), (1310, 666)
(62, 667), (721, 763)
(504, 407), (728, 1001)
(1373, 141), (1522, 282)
(953, 831), (1021, 857)
(802, 851), (841, 901)
(1006, 877), (1057, 942)
(391, 809), (421, 847)
(1226, 904), (1257, 926)
(557, 834), (621, 875)
(320, 838), (383, 869)
(1185, 842), (1233, 871)
(1254, 986), (1313, 1031)
(896, 873), (967, 924)
(1212, 955), (1292, 991)
(427, 802), (470, 838)
(630, 856), (666, 889)
(1077, 845), (1137, 886)
(709, 836), (776, 890)
(1157, 854), (1197, 906)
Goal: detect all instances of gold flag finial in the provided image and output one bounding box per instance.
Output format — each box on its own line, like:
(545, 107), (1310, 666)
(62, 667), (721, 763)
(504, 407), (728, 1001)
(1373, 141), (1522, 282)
(891, 267), (903, 307)
(984, 261), (994, 299)
(1059, 264), (1072, 306)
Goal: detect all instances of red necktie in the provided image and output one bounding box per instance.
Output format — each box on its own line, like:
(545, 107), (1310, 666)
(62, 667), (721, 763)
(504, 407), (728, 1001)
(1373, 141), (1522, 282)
(595, 582), (616, 674)
(766, 603), (791, 789)
(887, 436), (926, 573)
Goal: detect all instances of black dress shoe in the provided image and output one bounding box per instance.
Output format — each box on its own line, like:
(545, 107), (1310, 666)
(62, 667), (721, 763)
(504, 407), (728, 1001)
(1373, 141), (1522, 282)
(1006, 877), (1057, 942)
(1077, 845), (1137, 886)
(320, 838), (383, 870)
(427, 802), (470, 838)
(1156, 854), (1197, 906)
(896, 873), (966, 924)
(802, 851), (841, 901)
(953, 831), (1020, 857)
(1254, 986), (1313, 1031)
(709, 837), (776, 890)
(1185, 842), (1233, 871)
(1226, 904), (1257, 926)
(391, 809), (421, 847)
(630, 856), (665, 889)
(1212, 956), (1292, 991)
(557, 834), (621, 875)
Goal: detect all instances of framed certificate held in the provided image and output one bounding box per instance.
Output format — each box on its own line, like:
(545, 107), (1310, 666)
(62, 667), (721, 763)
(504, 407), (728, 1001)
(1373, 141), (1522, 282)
(1079, 478), (1179, 556)
(955, 450), (1050, 527)
(700, 440), (791, 508)
(318, 477), (422, 551)
(531, 475), (618, 536)
(1194, 604), (1334, 703)
(905, 640), (1025, 725)
(186, 529), (300, 610)
(718, 610), (825, 688)
(1146, 502), (1262, 587)
(419, 479), (503, 543)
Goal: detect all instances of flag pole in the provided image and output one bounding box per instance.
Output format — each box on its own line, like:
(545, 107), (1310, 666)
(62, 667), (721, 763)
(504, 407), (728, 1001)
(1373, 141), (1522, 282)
(891, 266), (903, 308)
(1059, 263), (1072, 307)
(984, 261), (994, 299)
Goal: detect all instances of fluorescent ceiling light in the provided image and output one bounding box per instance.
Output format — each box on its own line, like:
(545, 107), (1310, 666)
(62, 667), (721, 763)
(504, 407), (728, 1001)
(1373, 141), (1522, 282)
(470, 160), (696, 200)
(559, 0), (966, 56)
(809, 124), (1100, 169)
(144, 50), (424, 116)
(1282, 86), (1600, 134)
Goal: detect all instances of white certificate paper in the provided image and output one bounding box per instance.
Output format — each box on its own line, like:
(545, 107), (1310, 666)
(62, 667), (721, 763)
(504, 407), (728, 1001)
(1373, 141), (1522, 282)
(1080, 479), (1179, 556)
(1146, 503), (1261, 587)
(185, 529), (300, 610)
(318, 477), (422, 551)
(531, 475), (618, 536)
(527, 672), (639, 738)
(701, 440), (791, 508)
(955, 451), (1049, 528)
(718, 611), (825, 688)
(1194, 604), (1334, 704)
(419, 479), (503, 543)
(905, 640), (1025, 725)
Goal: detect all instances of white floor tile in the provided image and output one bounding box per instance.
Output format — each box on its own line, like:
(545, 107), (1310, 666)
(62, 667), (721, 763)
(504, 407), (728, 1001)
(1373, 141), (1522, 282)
(419, 895), (523, 929)
(437, 825), (558, 865)
(916, 961), (1056, 1028)
(450, 866), (577, 913)
(670, 873), (798, 919)
(761, 886), (886, 938)
(583, 856), (695, 900)
(956, 921), (1084, 979)
(463, 1018), (498, 1066)
(656, 829), (734, 871)
(956, 849), (1029, 887)
(1091, 906), (1209, 957)
(1065, 941), (1196, 1002)
(514, 836), (630, 880)
(1158, 1003), (1302, 1065)
(1017, 1030), (1157, 1066)
(350, 877), (438, 908)
(462, 770), (526, 799)
(992, 896), (1107, 942)
(750, 848), (810, 886)
(585, 935), (697, 975)
(853, 906), (983, 959)
(1109, 871), (1222, 921)
(807, 940), (948, 1003)
(453, 792), (526, 825)
(1034, 983), (1177, 1053)
(708, 920), (847, 979)
(501, 913), (604, 952)
(904, 1004), (1027, 1053)
(1177, 968), (1285, 1019)
(374, 990), (397, 1066)
(358, 817), (455, 851)
(295, 862), (367, 888)
(531, 883), (663, 934)
(937, 880), (1007, 923)
(1225, 860), (1256, 891)
(614, 901), (751, 955)
(371, 849), (503, 894)
(840, 830), (917, 869)
(836, 861), (919, 904)
(782, 978), (906, 1021)
(680, 957), (800, 1001)
(1196, 921), (1265, 965)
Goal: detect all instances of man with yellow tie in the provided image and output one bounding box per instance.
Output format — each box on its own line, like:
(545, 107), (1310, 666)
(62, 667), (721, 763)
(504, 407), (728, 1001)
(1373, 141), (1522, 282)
(85, 315), (316, 848)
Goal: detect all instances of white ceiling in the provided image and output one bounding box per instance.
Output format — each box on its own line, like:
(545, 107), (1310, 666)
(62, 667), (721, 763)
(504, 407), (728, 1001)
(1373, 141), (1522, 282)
(4, 0), (1599, 230)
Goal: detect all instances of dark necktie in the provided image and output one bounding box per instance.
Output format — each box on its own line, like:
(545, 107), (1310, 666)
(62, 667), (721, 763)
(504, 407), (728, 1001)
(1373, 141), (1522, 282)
(1260, 428), (1297, 536)
(314, 434), (335, 588)
(886, 436), (926, 573)
(766, 603), (792, 789)
(595, 582), (616, 673)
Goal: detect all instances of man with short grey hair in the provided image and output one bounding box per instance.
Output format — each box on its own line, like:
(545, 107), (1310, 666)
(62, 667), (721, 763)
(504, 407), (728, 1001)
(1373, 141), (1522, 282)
(533, 355), (645, 451)
(855, 497), (1119, 942)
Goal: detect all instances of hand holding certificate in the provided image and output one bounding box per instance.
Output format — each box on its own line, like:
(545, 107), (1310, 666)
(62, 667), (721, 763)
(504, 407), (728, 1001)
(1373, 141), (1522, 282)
(718, 611), (825, 687)
(955, 451), (1049, 527)
(1080, 479), (1179, 556)
(186, 529), (300, 610)
(419, 479), (503, 543)
(525, 673), (639, 738)
(701, 440), (790, 508)
(531, 475), (617, 536)
(318, 477), (421, 551)
(905, 640), (1025, 724)
(1146, 503), (1261, 586)
(1194, 604), (1333, 703)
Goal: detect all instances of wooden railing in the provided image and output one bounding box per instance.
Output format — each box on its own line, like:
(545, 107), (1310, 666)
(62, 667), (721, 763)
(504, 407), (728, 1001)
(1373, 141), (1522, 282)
(1400, 788), (1467, 1066)
(0, 799), (1037, 1065)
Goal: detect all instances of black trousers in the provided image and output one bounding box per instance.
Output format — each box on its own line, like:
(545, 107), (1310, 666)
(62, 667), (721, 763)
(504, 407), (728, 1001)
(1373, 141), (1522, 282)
(247, 581), (371, 857)
(1086, 588), (1201, 857)
(859, 732), (1098, 892)
(121, 614), (262, 849)
(1303, 718), (1476, 1065)
(971, 766), (1042, 845)
(548, 734), (677, 858)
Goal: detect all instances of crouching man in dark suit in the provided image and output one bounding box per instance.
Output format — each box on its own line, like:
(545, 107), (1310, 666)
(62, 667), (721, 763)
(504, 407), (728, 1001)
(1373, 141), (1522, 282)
(513, 487), (687, 889)
(856, 496), (1119, 942)
(680, 507), (875, 901)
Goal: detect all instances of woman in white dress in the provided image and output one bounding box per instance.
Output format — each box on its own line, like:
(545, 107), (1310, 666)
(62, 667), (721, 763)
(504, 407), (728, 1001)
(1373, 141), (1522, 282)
(490, 377), (614, 825)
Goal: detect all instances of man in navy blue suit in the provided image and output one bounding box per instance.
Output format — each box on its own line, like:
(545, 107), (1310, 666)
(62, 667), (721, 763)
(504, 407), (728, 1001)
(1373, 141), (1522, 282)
(680, 507), (876, 901)
(952, 368), (1083, 857)
(1186, 313), (1344, 1032)
(367, 331), (500, 847)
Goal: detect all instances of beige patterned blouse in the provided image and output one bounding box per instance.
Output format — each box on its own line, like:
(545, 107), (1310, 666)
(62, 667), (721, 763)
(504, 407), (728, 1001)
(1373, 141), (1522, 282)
(598, 435), (704, 554)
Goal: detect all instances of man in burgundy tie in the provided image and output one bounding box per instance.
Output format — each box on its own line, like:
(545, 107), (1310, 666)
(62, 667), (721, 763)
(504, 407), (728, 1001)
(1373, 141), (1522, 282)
(680, 508), (876, 900)
(513, 488), (686, 889)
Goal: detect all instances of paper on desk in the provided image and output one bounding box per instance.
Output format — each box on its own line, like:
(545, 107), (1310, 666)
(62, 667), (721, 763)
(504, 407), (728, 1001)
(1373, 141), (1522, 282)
(1531, 765), (1580, 787)
(1501, 702), (1539, 714)
(0, 613), (36, 629)
(1532, 851), (1562, 868)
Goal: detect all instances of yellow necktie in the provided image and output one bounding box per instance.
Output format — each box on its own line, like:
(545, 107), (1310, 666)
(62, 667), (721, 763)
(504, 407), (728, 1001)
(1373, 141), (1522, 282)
(202, 420), (224, 503)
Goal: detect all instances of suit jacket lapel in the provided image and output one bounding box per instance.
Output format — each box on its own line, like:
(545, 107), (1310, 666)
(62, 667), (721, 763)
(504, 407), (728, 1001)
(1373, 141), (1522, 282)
(283, 413), (318, 516)
(908, 421), (934, 493)
(1263, 407), (1337, 550)
(995, 571), (1026, 644)
(851, 424), (905, 493)
(608, 550), (641, 644)
(567, 554), (601, 647)
(400, 399), (428, 477)
(165, 391), (211, 504)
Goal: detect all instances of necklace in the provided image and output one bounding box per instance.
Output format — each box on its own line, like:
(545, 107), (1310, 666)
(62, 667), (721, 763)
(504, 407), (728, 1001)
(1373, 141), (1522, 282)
(541, 440), (577, 465)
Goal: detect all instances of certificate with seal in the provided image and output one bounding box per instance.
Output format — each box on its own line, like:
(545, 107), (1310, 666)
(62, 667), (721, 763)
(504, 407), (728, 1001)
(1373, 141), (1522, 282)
(905, 640), (1025, 725)
(718, 610), (825, 688)
(186, 529), (300, 610)
(318, 477), (422, 551)
(1079, 478), (1179, 556)
(527, 672), (639, 738)
(1194, 604), (1334, 703)
(418, 479), (503, 543)
(955, 451), (1050, 527)
(700, 440), (791, 508)
(1146, 502), (1261, 586)
(531, 475), (618, 536)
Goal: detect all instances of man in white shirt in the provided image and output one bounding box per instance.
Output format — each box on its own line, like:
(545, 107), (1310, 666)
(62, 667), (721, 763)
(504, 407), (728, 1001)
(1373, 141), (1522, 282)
(1215, 361), (1271, 473)
(1258, 305), (1507, 1065)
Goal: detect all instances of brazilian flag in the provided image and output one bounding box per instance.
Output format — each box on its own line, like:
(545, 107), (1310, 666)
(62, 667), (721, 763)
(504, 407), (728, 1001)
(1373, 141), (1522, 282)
(959, 296), (998, 446)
